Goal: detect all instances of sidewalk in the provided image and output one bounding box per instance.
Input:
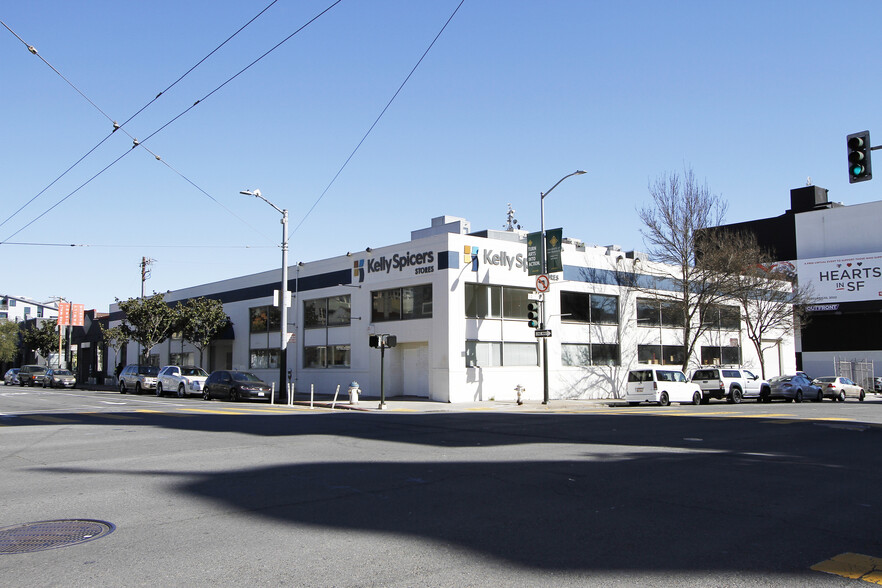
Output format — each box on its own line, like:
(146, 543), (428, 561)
(79, 383), (625, 413)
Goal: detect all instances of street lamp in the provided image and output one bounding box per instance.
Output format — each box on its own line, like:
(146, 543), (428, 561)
(539, 170), (586, 404)
(241, 189), (289, 402)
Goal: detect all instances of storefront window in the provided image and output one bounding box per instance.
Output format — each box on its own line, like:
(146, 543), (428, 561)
(701, 345), (741, 365)
(250, 306), (281, 333)
(561, 292), (619, 324)
(561, 343), (620, 366)
(250, 348), (280, 369)
(465, 284), (501, 318)
(373, 285), (432, 322)
(305, 295), (351, 329)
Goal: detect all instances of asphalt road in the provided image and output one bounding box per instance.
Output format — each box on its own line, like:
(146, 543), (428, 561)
(1, 386), (880, 586)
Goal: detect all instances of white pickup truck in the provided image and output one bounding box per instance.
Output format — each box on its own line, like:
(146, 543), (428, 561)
(690, 367), (770, 404)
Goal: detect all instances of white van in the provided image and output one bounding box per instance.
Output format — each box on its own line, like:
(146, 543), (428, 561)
(625, 368), (702, 406)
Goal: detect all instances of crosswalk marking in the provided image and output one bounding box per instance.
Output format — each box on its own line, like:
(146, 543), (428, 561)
(812, 552), (882, 583)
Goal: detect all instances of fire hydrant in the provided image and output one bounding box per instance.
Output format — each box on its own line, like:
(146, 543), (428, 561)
(348, 381), (360, 405)
(514, 384), (525, 405)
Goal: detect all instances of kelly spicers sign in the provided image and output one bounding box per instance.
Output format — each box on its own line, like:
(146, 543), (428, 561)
(796, 252), (882, 304)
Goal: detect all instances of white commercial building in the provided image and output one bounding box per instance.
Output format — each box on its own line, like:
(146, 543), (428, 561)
(109, 216), (795, 402)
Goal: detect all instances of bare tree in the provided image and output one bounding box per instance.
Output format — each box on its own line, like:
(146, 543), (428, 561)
(711, 231), (814, 379)
(637, 167), (735, 373)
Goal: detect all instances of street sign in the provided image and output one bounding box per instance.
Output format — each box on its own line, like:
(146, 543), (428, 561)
(536, 274), (550, 292)
(534, 329), (552, 338)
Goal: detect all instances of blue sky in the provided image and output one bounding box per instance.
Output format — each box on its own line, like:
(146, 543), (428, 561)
(3, 1), (881, 311)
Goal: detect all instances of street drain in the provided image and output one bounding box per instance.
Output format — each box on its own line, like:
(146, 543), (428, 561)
(0, 519), (115, 554)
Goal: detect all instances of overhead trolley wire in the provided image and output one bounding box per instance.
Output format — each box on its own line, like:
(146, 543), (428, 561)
(0, 2), (279, 232)
(0, 0), (342, 247)
(291, 0), (466, 235)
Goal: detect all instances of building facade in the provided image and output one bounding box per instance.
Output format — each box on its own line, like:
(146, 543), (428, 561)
(0, 295), (58, 323)
(109, 216), (795, 402)
(704, 185), (882, 385)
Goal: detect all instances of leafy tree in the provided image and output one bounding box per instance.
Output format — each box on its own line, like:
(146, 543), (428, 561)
(176, 297), (229, 367)
(21, 319), (58, 363)
(116, 292), (176, 363)
(637, 166), (738, 373)
(0, 320), (21, 364)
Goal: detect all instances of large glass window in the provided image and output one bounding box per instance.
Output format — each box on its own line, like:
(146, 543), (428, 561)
(250, 306), (281, 333)
(561, 343), (621, 366)
(372, 285), (432, 322)
(560, 292), (619, 324)
(304, 295), (351, 329)
(502, 287), (531, 319)
(637, 298), (685, 328)
(466, 341), (543, 367)
(250, 348), (280, 369)
(702, 305), (741, 330)
(303, 345), (350, 369)
(637, 344), (685, 365)
(701, 345), (741, 365)
(465, 283), (500, 319)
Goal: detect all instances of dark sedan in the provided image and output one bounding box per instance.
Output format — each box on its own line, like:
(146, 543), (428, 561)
(202, 370), (272, 402)
(767, 374), (823, 403)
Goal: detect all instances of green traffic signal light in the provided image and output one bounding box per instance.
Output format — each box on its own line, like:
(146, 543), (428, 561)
(527, 301), (540, 328)
(847, 131), (872, 183)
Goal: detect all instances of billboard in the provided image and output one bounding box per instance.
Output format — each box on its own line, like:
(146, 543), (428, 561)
(796, 252), (882, 304)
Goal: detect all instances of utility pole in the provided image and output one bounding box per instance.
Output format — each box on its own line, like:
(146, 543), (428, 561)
(138, 257), (154, 363)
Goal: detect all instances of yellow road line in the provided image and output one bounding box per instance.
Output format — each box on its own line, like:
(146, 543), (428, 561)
(812, 552), (882, 583)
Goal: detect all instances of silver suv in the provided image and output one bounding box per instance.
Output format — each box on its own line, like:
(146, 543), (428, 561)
(690, 368), (770, 404)
(119, 365), (159, 394)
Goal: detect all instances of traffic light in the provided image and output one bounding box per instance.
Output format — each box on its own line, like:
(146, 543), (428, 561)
(847, 131), (872, 183)
(526, 301), (540, 328)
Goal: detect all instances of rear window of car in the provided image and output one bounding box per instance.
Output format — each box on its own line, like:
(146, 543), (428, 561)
(691, 369), (718, 380)
(137, 366), (160, 376)
(628, 370), (654, 382)
(815, 376), (835, 383)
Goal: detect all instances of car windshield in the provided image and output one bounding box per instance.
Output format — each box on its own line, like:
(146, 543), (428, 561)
(769, 376), (792, 383)
(232, 372), (263, 383)
(54, 370), (72, 376)
(138, 366), (160, 376)
(182, 367), (208, 377)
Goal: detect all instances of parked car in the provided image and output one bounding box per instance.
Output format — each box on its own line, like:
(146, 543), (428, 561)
(156, 365), (210, 398)
(42, 368), (76, 388)
(812, 376), (866, 402)
(874, 377), (882, 393)
(625, 368), (702, 406)
(203, 370), (272, 402)
(767, 374), (823, 402)
(118, 365), (160, 394)
(4, 368), (20, 385)
(690, 367), (770, 403)
(18, 365), (48, 387)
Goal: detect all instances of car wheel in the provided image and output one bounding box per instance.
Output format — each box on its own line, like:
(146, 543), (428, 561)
(178, 385), (186, 399)
(202, 388), (211, 401)
(692, 391), (701, 406)
(729, 388), (743, 404)
(119, 381), (127, 394)
(135, 383), (142, 395)
(860, 390), (866, 402)
(658, 391), (670, 407)
(229, 388), (239, 402)
(838, 390), (846, 402)
(815, 390), (823, 402)
(795, 390), (803, 403)
(156, 383), (163, 397)
(42, 378), (47, 388)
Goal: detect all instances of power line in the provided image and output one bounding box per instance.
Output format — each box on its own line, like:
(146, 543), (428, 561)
(291, 0), (466, 234)
(1, 241), (275, 249)
(0, 1), (281, 234)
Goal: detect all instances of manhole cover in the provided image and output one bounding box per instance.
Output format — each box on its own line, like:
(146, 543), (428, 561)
(0, 519), (115, 554)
